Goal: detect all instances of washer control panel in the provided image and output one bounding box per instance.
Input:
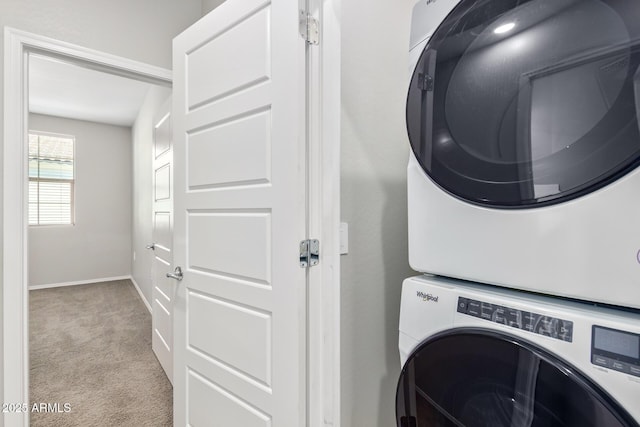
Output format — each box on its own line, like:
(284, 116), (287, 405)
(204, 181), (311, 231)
(591, 325), (640, 378)
(457, 297), (574, 342)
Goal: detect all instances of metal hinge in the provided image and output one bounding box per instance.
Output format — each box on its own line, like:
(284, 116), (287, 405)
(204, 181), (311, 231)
(299, 239), (320, 268)
(299, 10), (319, 45)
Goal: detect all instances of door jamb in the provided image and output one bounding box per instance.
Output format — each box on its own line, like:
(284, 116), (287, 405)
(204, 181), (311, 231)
(306, 0), (341, 425)
(3, 27), (172, 427)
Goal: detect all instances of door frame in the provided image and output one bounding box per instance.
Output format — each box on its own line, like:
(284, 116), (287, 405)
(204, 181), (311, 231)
(3, 2), (341, 424)
(306, 0), (341, 425)
(2, 28), (173, 427)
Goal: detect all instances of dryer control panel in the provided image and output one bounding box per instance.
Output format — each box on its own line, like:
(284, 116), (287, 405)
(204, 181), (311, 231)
(457, 297), (574, 342)
(591, 325), (640, 378)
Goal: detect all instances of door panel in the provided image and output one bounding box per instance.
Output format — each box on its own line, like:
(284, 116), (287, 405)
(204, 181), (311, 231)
(154, 164), (171, 201)
(153, 212), (171, 250)
(188, 291), (272, 385)
(186, 7), (271, 108)
(152, 297), (172, 347)
(188, 212), (271, 282)
(187, 369), (271, 427)
(153, 257), (173, 305)
(152, 98), (174, 383)
(173, 0), (307, 425)
(187, 110), (271, 187)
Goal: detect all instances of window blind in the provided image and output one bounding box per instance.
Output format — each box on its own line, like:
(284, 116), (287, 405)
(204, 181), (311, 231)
(28, 133), (75, 225)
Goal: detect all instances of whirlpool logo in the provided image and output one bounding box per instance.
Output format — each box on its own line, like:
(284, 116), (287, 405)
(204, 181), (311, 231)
(417, 291), (439, 303)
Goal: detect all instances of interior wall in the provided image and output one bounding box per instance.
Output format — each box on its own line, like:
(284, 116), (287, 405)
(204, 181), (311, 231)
(0, 0), (271, 418)
(340, 1), (417, 426)
(202, 0), (227, 15)
(0, 1), (202, 411)
(131, 86), (172, 308)
(0, 0), (202, 70)
(28, 114), (132, 287)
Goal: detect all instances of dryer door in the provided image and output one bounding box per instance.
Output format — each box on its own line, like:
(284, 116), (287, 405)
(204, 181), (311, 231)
(396, 329), (639, 427)
(406, 0), (640, 208)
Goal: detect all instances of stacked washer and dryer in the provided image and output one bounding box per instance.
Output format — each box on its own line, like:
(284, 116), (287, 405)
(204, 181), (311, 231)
(397, 0), (640, 426)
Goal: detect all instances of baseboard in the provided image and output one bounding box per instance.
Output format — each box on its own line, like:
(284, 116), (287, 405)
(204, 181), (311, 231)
(29, 275), (154, 314)
(28, 275), (131, 290)
(129, 276), (153, 314)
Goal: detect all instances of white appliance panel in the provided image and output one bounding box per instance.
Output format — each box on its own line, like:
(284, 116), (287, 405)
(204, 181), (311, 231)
(399, 275), (640, 423)
(408, 154), (640, 308)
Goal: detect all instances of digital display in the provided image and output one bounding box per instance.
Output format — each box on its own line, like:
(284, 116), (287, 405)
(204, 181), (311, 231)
(594, 327), (639, 359)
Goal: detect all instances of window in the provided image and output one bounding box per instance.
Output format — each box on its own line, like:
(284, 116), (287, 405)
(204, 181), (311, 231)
(28, 132), (75, 225)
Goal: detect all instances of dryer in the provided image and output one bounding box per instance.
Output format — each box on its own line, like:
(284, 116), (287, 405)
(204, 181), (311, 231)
(397, 275), (640, 426)
(406, 0), (640, 308)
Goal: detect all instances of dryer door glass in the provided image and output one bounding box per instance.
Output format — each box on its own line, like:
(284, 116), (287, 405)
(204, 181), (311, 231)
(406, 0), (640, 208)
(396, 330), (639, 427)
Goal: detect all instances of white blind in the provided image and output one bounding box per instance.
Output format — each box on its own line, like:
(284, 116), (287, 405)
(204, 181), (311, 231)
(28, 133), (75, 225)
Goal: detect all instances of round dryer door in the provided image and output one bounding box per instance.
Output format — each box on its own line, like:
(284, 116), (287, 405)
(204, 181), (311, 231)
(396, 330), (639, 427)
(406, 0), (640, 208)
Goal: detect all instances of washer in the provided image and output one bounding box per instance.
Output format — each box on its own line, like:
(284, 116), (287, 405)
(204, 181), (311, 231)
(406, 0), (640, 308)
(397, 275), (640, 426)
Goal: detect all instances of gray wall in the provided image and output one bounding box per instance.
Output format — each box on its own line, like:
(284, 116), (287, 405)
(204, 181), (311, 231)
(131, 86), (172, 308)
(340, 1), (417, 426)
(28, 114), (132, 286)
(0, 0), (202, 413)
(202, 0), (227, 15)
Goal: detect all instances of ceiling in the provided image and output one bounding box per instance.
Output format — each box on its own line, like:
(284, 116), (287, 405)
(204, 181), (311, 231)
(28, 54), (155, 127)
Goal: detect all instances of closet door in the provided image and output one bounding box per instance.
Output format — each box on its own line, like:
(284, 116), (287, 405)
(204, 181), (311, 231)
(151, 96), (174, 383)
(172, 0), (308, 425)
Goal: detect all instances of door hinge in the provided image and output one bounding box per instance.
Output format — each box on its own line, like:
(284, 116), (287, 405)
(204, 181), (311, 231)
(299, 239), (320, 268)
(299, 10), (319, 45)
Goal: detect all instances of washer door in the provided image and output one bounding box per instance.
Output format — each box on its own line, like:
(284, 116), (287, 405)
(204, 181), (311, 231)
(396, 330), (639, 427)
(406, 0), (640, 208)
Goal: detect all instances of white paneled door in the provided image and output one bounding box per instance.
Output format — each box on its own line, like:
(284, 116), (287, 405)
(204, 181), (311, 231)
(152, 97), (174, 383)
(172, 0), (307, 425)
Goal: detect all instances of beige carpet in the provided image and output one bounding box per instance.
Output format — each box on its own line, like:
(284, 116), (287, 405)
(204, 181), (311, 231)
(29, 280), (172, 427)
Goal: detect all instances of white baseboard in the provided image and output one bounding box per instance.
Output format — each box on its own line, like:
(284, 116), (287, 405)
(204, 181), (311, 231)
(29, 275), (154, 314)
(28, 275), (131, 290)
(129, 275), (153, 314)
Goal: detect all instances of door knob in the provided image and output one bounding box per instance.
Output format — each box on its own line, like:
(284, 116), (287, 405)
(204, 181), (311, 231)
(146, 243), (156, 250)
(166, 266), (183, 281)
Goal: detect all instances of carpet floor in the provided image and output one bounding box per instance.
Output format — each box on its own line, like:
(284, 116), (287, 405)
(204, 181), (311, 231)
(29, 280), (172, 427)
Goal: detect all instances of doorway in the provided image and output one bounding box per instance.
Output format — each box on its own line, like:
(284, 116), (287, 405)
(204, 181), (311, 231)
(26, 50), (174, 425)
(3, 28), (173, 426)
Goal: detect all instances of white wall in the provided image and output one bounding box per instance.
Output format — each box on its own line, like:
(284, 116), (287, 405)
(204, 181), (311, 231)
(131, 86), (172, 308)
(0, 0), (202, 70)
(27, 114), (132, 287)
(340, 1), (417, 426)
(0, 0), (202, 410)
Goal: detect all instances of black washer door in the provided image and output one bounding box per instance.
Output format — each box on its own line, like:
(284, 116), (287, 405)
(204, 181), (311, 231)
(406, 0), (640, 208)
(396, 329), (639, 427)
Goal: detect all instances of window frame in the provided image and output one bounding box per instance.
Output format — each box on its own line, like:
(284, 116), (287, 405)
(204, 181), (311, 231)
(28, 130), (76, 226)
